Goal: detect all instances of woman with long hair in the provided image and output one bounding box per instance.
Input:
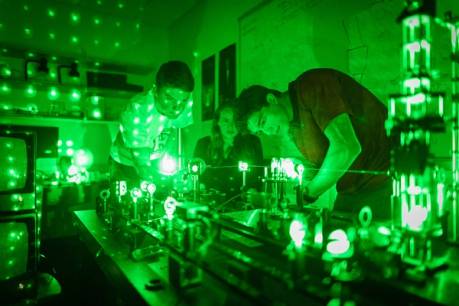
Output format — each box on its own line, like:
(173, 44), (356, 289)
(193, 102), (263, 200)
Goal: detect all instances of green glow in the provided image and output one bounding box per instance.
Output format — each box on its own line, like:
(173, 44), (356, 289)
(133, 129), (139, 136)
(159, 154), (177, 176)
(1, 83), (11, 94)
(405, 205), (428, 231)
(74, 149), (94, 168)
(49, 32), (56, 39)
(164, 196), (177, 220)
(57, 140), (62, 147)
(135, 23), (140, 30)
(66, 148), (74, 156)
(47, 8), (55, 17)
(289, 220), (306, 248)
(7, 156), (14, 162)
(48, 87), (59, 100)
(1, 66), (12, 77)
(326, 229), (350, 255)
(23, 5), (29, 11)
(27, 52), (34, 58)
(92, 108), (102, 119)
(281, 158), (297, 178)
(94, 39), (100, 45)
(437, 183), (445, 214)
(191, 164), (199, 173)
(90, 96), (100, 104)
(116, 21), (121, 27)
(133, 117), (140, 124)
(71, 36), (79, 44)
(25, 85), (37, 97)
(114, 41), (120, 48)
(68, 165), (78, 176)
(66, 140), (74, 147)
(93, 17), (101, 25)
(24, 27), (32, 36)
(70, 89), (81, 101)
(405, 93), (426, 105)
(238, 161), (248, 171)
(118, 2), (124, 9)
(377, 226), (391, 236)
(70, 12), (80, 23)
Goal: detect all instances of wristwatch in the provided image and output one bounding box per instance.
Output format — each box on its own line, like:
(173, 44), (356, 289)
(303, 186), (319, 203)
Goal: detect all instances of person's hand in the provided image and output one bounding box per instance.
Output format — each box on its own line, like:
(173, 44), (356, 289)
(302, 186), (319, 204)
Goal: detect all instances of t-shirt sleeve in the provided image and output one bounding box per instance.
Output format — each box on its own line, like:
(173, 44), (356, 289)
(298, 73), (351, 131)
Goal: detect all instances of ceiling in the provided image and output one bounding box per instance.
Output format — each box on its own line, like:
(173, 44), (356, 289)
(0, 0), (197, 70)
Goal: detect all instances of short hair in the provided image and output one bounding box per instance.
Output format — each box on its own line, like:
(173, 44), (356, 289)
(155, 60), (194, 92)
(236, 85), (281, 124)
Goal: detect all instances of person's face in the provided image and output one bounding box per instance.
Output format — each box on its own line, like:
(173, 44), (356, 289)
(218, 108), (238, 140)
(154, 86), (191, 119)
(247, 94), (289, 136)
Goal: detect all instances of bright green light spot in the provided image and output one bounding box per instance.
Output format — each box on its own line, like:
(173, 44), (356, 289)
(48, 87), (59, 100)
(238, 161), (248, 172)
(70, 12), (80, 23)
(118, 2), (124, 9)
(23, 5), (29, 11)
(1, 83), (11, 94)
(160, 154), (177, 176)
(114, 41), (120, 48)
(94, 17), (101, 25)
(8, 180), (17, 188)
(70, 89), (81, 101)
(135, 23), (140, 30)
(326, 229), (350, 256)
(115, 21), (121, 27)
(25, 85), (37, 97)
(48, 8), (55, 17)
(57, 140), (62, 147)
(66, 140), (74, 147)
(7, 156), (14, 162)
(377, 226), (391, 236)
(90, 96), (100, 104)
(92, 108), (102, 119)
(1, 66), (12, 77)
(68, 165), (78, 176)
(49, 32), (56, 39)
(24, 28), (32, 36)
(49, 71), (57, 79)
(71, 36), (79, 44)
(133, 117), (140, 124)
(66, 148), (74, 156)
(74, 149), (93, 167)
(27, 52), (34, 58)
(191, 164), (199, 173)
(405, 205), (428, 231)
(94, 39), (100, 45)
(289, 220), (306, 248)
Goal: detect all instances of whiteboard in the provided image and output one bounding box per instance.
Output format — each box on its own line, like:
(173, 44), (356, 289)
(238, 0), (321, 92)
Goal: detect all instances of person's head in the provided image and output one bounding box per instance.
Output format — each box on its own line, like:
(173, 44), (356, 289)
(213, 103), (238, 143)
(153, 60), (194, 119)
(236, 85), (288, 136)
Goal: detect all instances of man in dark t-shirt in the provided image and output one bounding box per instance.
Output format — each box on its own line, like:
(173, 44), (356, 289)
(237, 68), (391, 220)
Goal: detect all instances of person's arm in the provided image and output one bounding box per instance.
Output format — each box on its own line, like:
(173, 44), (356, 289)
(305, 113), (361, 198)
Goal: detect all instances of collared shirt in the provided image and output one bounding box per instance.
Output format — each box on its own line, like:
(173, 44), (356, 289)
(110, 90), (193, 167)
(288, 68), (390, 194)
